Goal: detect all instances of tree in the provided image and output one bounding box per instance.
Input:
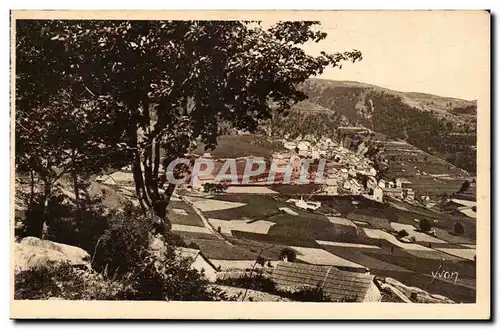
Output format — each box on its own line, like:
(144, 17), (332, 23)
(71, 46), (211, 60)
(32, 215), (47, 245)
(279, 248), (297, 262)
(16, 21), (130, 237)
(16, 20), (362, 237)
(419, 218), (432, 232)
(397, 230), (409, 239)
(453, 221), (465, 235)
(458, 180), (471, 194)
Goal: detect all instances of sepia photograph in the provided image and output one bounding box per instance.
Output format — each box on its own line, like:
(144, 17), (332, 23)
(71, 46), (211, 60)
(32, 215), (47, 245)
(10, 10), (490, 319)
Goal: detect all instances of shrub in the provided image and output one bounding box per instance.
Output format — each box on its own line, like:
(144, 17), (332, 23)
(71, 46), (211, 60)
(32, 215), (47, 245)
(277, 284), (332, 302)
(92, 205), (150, 277)
(187, 242), (200, 250)
(217, 272), (276, 294)
(419, 218), (432, 232)
(14, 263), (131, 300)
(453, 221), (465, 235)
(397, 230), (409, 238)
(279, 248), (297, 262)
(121, 248), (230, 301)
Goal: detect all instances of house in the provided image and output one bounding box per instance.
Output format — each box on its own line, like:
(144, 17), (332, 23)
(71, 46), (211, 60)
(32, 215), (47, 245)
(350, 179), (363, 195)
(177, 248), (218, 282)
(324, 178), (338, 196)
(373, 186), (384, 203)
(396, 177), (412, 189)
(297, 141), (311, 156)
(311, 147), (320, 160)
(378, 179), (386, 189)
(348, 167), (357, 177)
(340, 168), (349, 180)
(404, 188), (415, 200)
(272, 262), (381, 302)
(388, 181), (396, 188)
(283, 141), (297, 151)
(343, 180), (352, 190)
(382, 187), (404, 199)
(287, 197), (321, 211)
(192, 173), (217, 190)
(366, 176), (378, 190)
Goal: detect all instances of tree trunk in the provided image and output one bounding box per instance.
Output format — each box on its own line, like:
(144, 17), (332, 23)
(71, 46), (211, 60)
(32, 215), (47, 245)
(29, 169), (35, 207)
(71, 149), (82, 222)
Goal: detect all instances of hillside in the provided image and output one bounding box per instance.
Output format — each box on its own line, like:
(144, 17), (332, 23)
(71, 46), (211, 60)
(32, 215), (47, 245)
(304, 79), (477, 124)
(267, 79), (477, 173)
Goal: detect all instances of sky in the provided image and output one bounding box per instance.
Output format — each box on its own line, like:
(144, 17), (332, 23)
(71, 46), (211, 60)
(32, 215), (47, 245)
(300, 11), (489, 101)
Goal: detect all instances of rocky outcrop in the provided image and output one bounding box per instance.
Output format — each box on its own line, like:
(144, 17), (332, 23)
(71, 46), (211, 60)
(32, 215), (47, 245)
(375, 276), (455, 304)
(14, 237), (91, 272)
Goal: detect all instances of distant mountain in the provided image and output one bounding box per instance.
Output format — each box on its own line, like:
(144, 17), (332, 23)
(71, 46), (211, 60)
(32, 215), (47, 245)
(266, 78), (477, 173)
(301, 78), (477, 125)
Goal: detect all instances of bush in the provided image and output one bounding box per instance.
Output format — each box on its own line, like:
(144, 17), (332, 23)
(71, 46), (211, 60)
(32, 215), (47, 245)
(397, 230), (409, 238)
(121, 248), (230, 301)
(279, 248), (297, 262)
(419, 218), (432, 232)
(453, 221), (465, 235)
(164, 231), (188, 248)
(187, 242), (200, 250)
(216, 273), (332, 302)
(277, 284), (332, 302)
(217, 272), (276, 294)
(92, 205), (150, 277)
(14, 263), (131, 300)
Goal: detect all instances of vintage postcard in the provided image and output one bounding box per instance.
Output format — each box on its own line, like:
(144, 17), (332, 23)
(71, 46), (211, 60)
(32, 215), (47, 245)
(10, 10), (490, 319)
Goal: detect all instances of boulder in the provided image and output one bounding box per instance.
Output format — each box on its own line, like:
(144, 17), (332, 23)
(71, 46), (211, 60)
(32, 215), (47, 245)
(378, 277), (455, 304)
(14, 237), (91, 272)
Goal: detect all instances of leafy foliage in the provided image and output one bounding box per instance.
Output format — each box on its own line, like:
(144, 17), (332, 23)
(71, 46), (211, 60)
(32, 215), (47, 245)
(453, 221), (465, 236)
(216, 272), (332, 302)
(419, 218), (432, 232)
(16, 20), (362, 231)
(397, 230), (409, 238)
(14, 263), (131, 300)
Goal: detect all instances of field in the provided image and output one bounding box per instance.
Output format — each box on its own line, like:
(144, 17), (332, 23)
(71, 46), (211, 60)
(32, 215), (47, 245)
(179, 191), (476, 302)
(188, 239), (260, 260)
(373, 270), (476, 303)
(380, 138), (470, 197)
(191, 134), (285, 158)
(168, 200), (206, 227)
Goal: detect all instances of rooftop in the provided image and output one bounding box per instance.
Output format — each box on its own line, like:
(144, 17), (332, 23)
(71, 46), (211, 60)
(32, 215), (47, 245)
(272, 261), (375, 302)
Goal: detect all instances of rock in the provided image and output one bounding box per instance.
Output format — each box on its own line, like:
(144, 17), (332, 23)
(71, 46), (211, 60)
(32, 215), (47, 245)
(379, 282), (413, 303)
(14, 237), (91, 272)
(379, 277), (455, 304)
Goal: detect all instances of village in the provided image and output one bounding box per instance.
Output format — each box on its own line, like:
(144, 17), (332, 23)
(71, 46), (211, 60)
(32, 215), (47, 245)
(90, 128), (477, 303)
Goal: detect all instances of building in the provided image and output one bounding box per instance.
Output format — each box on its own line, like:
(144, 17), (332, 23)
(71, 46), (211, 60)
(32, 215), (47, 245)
(373, 186), (384, 202)
(350, 179), (363, 195)
(311, 147), (320, 160)
(383, 187), (404, 199)
(324, 178), (338, 196)
(343, 180), (352, 190)
(287, 197), (322, 211)
(297, 141), (311, 157)
(272, 262), (381, 302)
(396, 177), (412, 189)
(404, 188), (415, 200)
(283, 141), (297, 151)
(378, 179), (386, 189)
